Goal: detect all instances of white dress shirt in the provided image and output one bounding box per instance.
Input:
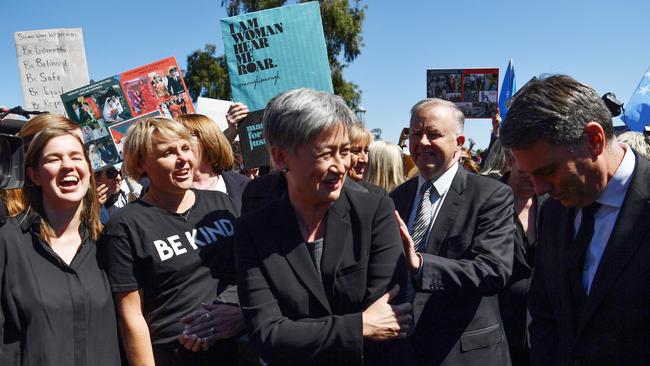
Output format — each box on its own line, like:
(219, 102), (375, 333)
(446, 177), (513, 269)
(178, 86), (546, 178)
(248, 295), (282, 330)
(575, 144), (635, 294)
(407, 162), (459, 248)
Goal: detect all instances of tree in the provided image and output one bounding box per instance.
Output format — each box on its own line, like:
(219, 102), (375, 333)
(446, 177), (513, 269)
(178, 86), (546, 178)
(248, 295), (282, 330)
(184, 44), (231, 101)
(184, 0), (366, 107)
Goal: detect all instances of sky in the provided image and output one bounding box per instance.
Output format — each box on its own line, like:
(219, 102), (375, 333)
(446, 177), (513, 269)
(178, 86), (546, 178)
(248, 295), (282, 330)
(1, 0), (649, 149)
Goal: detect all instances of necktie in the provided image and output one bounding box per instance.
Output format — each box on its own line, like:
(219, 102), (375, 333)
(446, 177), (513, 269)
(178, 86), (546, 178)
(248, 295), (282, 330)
(569, 202), (601, 313)
(410, 181), (434, 253)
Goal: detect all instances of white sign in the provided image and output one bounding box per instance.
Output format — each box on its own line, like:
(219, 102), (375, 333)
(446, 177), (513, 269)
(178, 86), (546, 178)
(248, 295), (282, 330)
(196, 97), (233, 131)
(14, 28), (90, 115)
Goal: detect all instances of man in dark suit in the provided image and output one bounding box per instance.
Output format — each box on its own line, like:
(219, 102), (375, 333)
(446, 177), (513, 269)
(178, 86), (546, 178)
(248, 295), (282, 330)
(501, 75), (650, 366)
(391, 99), (514, 366)
(166, 67), (184, 96)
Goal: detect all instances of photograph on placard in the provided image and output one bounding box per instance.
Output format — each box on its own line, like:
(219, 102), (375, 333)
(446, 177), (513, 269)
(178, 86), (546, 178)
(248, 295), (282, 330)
(120, 57), (195, 118)
(426, 68), (499, 118)
(62, 76), (132, 127)
(108, 111), (161, 160)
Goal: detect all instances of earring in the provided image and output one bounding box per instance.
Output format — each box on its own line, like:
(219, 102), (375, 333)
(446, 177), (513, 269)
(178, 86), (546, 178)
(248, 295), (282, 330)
(281, 167), (288, 173)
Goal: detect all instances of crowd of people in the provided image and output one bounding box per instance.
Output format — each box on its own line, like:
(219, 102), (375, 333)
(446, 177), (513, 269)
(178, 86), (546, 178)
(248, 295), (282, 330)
(0, 75), (650, 366)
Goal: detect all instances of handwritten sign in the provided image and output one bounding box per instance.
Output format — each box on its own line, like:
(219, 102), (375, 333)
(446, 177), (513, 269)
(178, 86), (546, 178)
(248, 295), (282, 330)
(14, 28), (89, 115)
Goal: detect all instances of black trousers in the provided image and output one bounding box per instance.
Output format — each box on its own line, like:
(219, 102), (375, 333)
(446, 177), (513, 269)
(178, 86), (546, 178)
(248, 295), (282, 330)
(153, 338), (239, 366)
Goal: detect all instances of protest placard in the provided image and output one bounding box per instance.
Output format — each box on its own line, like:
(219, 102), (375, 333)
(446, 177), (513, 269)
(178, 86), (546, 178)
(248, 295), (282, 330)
(221, 2), (333, 111)
(237, 109), (269, 168)
(196, 97), (232, 131)
(60, 76), (129, 170)
(108, 111), (161, 162)
(427, 68), (499, 118)
(119, 57), (194, 118)
(14, 28), (89, 115)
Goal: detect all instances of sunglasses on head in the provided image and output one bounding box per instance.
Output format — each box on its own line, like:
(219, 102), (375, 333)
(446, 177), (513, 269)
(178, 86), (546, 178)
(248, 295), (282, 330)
(96, 167), (120, 180)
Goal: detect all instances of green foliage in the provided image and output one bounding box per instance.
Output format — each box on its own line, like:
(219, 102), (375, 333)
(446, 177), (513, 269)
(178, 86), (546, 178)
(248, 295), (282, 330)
(184, 44), (231, 101)
(186, 1), (366, 107)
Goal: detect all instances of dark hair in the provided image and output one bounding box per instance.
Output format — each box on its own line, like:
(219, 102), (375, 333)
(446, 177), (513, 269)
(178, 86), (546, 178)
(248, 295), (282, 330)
(501, 75), (613, 149)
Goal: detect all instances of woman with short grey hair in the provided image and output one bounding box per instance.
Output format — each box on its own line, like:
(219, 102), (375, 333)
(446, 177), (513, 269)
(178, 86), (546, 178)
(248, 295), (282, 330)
(236, 88), (415, 365)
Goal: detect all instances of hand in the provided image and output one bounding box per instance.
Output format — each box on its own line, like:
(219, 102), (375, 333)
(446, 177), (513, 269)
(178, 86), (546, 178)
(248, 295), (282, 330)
(395, 211), (422, 273)
(97, 184), (108, 205)
(226, 103), (249, 131)
(362, 284), (412, 341)
(178, 303), (245, 352)
(492, 107), (502, 138)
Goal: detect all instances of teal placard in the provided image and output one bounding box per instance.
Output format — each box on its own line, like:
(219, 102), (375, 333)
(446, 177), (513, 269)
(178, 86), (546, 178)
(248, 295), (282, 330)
(220, 2), (333, 111)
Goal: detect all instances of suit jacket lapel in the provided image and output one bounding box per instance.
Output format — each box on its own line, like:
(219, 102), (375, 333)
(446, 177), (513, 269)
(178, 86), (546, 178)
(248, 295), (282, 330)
(547, 204), (581, 337)
(394, 177), (418, 222)
(272, 195), (331, 313)
(576, 156), (650, 338)
(321, 193), (352, 304)
(425, 167), (465, 255)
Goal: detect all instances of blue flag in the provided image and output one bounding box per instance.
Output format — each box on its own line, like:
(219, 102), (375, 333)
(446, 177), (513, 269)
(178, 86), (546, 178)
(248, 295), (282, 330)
(498, 59), (516, 119)
(623, 66), (650, 132)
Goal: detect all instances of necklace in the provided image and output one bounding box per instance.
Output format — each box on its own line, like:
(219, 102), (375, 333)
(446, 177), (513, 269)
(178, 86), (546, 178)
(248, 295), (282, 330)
(180, 204), (192, 223)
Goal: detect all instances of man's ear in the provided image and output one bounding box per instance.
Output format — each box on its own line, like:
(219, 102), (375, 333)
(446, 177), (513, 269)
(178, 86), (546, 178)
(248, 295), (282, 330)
(27, 167), (40, 187)
(456, 133), (466, 150)
(270, 145), (288, 171)
(583, 122), (606, 157)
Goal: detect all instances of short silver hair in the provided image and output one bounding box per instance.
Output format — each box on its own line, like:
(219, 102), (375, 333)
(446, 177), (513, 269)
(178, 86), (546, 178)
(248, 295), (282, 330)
(263, 88), (356, 153)
(410, 98), (465, 134)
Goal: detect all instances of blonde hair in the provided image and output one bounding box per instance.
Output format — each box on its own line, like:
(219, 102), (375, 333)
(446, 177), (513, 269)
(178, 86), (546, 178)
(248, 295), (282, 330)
(176, 114), (234, 172)
(349, 123), (373, 147)
(122, 117), (192, 180)
(24, 128), (102, 241)
(618, 131), (650, 160)
(5, 114), (81, 217)
(364, 141), (405, 192)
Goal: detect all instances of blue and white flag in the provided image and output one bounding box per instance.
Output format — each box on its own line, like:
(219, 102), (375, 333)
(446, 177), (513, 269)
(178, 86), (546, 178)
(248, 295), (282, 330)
(623, 66), (650, 132)
(498, 59), (516, 119)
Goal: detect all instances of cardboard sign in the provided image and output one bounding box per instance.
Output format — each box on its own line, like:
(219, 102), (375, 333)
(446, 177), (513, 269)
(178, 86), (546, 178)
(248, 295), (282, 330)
(196, 97), (233, 131)
(221, 2), (333, 110)
(426, 68), (499, 118)
(14, 28), (89, 115)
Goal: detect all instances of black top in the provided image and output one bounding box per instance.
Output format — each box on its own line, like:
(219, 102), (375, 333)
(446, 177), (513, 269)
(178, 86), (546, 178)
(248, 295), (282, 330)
(98, 189), (239, 347)
(0, 213), (120, 366)
(305, 238), (324, 277)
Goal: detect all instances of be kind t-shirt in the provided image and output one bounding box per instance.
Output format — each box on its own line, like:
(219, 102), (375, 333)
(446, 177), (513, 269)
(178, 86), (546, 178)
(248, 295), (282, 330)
(99, 189), (238, 345)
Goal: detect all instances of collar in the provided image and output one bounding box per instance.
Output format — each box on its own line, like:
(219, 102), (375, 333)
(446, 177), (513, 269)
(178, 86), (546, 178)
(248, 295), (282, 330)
(417, 162), (459, 196)
(596, 143), (635, 209)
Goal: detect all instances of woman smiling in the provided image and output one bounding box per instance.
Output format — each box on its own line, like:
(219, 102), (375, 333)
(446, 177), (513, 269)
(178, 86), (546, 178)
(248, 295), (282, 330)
(0, 128), (120, 366)
(236, 89), (415, 365)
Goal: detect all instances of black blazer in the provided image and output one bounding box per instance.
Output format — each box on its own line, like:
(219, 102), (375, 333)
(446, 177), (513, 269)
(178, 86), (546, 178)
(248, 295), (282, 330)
(390, 168), (515, 366)
(221, 170), (250, 215)
(236, 187), (415, 365)
(529, 152), (650, 366)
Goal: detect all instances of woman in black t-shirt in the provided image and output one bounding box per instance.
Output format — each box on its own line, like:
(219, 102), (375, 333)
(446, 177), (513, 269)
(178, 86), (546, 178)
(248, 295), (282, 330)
(0, 127), (120, 366)
(99, 117), (243, 366)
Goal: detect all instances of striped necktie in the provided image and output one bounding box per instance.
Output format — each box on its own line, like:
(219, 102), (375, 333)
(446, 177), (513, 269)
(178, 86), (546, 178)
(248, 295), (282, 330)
(411, 181), (434, 253)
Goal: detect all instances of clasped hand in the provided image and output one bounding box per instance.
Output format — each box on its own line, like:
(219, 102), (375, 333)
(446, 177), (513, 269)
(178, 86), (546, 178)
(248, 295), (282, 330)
(178, 303), (245, 352)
